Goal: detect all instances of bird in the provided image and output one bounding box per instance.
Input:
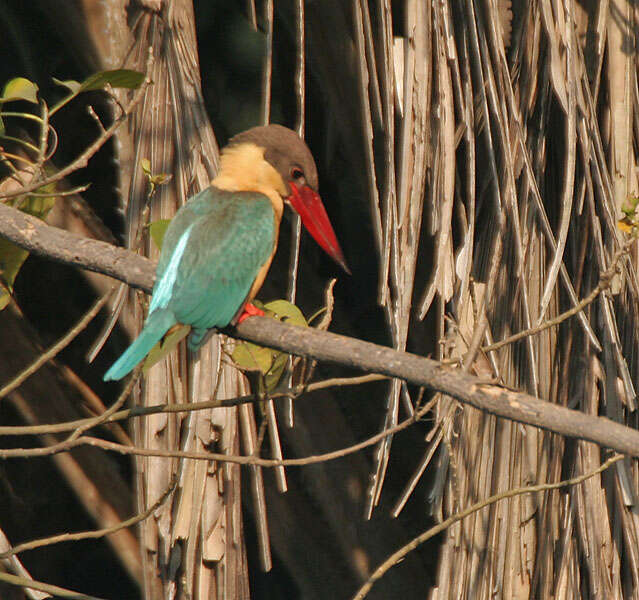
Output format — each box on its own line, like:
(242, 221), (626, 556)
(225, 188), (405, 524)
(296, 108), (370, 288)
(104, 124), (348, 381)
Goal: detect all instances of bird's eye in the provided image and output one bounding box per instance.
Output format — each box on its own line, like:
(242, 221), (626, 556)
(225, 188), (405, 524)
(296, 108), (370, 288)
(290, 167), (304, 181)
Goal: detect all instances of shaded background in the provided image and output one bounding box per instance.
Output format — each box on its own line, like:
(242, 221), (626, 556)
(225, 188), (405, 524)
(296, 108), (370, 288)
(3, 1), (639, 599)
(0, 2), (432, 598)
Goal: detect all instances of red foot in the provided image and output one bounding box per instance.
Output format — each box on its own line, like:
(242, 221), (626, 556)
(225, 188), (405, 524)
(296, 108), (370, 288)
(238, 302), (265, 323)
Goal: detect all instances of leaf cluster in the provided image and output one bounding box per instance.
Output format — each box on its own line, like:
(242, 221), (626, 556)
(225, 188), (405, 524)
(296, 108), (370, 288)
(0, 69), (143, 309)
(232, 299), (308, 393)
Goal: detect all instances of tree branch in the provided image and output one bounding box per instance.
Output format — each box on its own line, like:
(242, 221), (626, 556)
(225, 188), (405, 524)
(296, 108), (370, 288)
(0, 201), (155, 290)
(1, 201), (639, 457)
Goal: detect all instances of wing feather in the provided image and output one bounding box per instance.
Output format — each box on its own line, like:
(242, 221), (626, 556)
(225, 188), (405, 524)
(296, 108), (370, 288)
(150, 188), (276, 330)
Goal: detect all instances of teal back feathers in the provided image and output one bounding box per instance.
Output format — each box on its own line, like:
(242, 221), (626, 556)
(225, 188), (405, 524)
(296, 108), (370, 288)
(104, 187), (276, 381)
(154, 187), (275, 328)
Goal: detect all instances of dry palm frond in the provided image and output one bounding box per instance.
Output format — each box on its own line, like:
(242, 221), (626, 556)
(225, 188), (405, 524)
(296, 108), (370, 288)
(24, 0), (639, 597)
(99, 2), (252, 597)
(321, 0), (639, 597)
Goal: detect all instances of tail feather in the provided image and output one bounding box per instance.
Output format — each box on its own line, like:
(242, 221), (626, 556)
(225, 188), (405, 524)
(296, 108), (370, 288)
(104, 309), (176, 381)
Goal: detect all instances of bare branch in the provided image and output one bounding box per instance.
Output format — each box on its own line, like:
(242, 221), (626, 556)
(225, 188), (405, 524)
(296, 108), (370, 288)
(482, 238), (634, 354)
(0, 201), (155, 291)
(1, 202), (639, 457)
(0, 475), (176, 560)
(0, 373), (388, 436)
(0, 395), (429, 466)
(0, 571), (107, 600)
(0, 289), (114, 399)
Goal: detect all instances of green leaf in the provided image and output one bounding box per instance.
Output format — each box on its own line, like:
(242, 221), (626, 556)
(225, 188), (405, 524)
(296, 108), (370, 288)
(149, 219), (171, 250)
(143, 324), (191, 374)
(232, 342), (274, 374)
(263, 299), (307, 327)
(264, 351), (288, 392)
(50, 69), (145, 116)
(232, 300), (308, 389)
(0, 238), (28, 309)
(141, 158), (172, 188)
(80, 69), (144, 92)
(1, 78), (39, 104)
(51, 77), (82, 95)
(141, 158), (152, 176)
(11, 188), (57, 217)
(0, 187), (56, 309)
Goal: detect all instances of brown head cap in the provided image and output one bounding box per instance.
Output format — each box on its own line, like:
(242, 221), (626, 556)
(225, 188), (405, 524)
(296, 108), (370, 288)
(228, 125), (319, 192)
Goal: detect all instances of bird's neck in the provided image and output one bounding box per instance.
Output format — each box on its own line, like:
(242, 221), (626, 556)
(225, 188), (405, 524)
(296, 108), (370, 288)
(211, 143), (285, 221)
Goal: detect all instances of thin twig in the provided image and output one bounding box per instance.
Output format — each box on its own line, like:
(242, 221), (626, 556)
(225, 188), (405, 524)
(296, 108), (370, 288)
(260, 0), (273, 124)
(0, 151), (38, 167)
(87, 105), (106, 134)
(0, 373), (387, 436)
(0, 474), (176, 560)
(35, 99), (49, 175)
(66, 365), (139, 442)
(296, 278), (338, 390)
(307, 372), (387, 391)
(0, 135), (40, 155)
(0, 289), (113, 399)
(21, 184), (91, 198)
(0, 571), (107, 600)
(352, 453), (625, 600)
(0, 396), (431, 465)
(482, 238), (634, 354)
(0, 51), (153, 202)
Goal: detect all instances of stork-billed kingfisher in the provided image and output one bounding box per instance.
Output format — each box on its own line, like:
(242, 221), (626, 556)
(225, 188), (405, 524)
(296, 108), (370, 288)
(104, 125), (347, 381)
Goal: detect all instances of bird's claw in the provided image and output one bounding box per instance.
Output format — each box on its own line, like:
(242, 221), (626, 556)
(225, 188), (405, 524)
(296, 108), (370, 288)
(237, 302), (265, 323)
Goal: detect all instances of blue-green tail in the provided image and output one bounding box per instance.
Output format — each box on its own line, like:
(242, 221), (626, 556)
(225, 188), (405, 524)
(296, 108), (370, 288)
(103, 309), (176, 381)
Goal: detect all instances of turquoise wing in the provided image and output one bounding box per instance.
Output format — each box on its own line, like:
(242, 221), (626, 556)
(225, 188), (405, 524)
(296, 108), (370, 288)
(150, 188), (275, 331)
(153, 186), (221, 287)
